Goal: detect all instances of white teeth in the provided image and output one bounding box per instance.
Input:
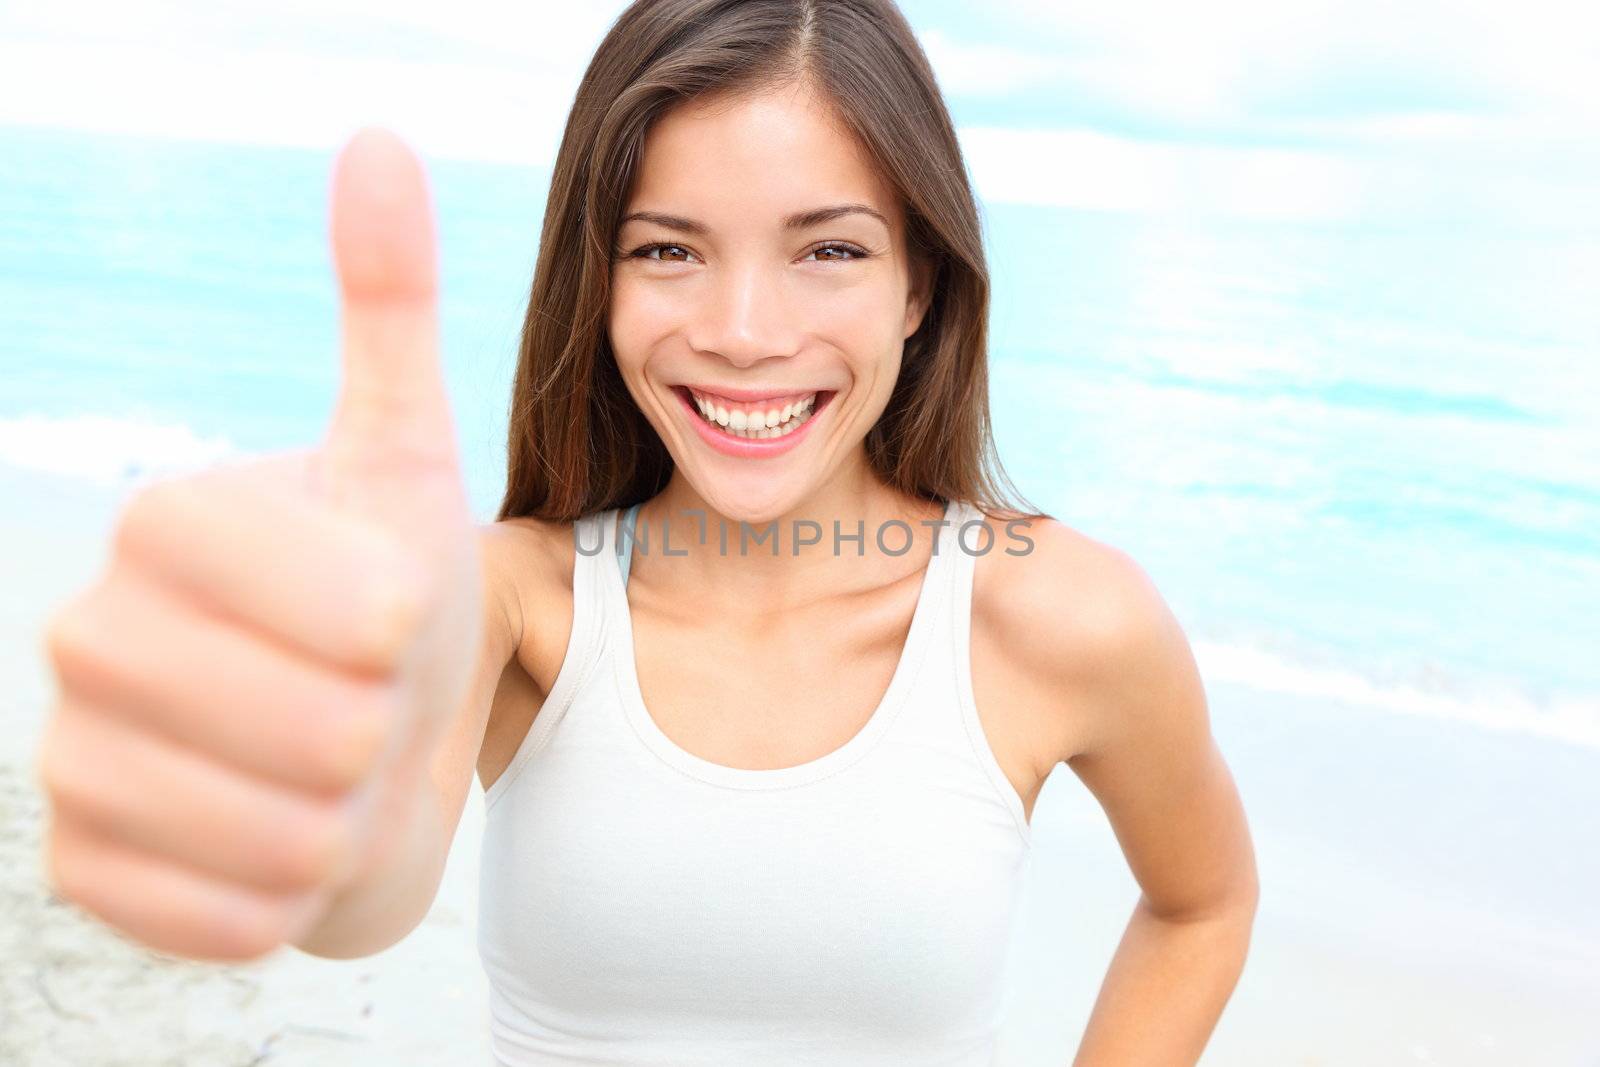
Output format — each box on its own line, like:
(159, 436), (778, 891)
(687, 388), (819, 440)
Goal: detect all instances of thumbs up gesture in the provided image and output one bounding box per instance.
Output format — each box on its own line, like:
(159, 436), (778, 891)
(34, 129), (484, 962)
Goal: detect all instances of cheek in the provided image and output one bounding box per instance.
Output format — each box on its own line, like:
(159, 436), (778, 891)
(807, 288), (908, 383)
(606, 280), (668, 370)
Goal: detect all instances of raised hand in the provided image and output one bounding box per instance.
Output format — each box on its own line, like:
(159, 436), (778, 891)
(35, 128), (484, 962)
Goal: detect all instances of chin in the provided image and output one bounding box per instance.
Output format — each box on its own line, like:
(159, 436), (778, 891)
(689, 478), (811, 528)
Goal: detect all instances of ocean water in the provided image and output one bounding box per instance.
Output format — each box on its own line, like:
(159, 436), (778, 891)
(4, 123), (1597, 754)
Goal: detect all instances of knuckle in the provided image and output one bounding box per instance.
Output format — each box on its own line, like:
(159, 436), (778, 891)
(42, 822), (86, 904)
(42, 598), (99, 679)
(354, 557), (431, 672)
(112, 479), (183, 564)
(37, 716), (119, 830)
(36, 718), (87, 809)
(34, 720), (67, 802)
(313, 691), (392, 791)
(265, 891), (324, 952)
(272, 807), (351, 891)
(44, 821), (114, 921)
(213, 892), (291, 961)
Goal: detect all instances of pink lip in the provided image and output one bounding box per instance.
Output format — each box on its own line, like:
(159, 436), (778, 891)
(673, 386), (833, 459)
(684, 384), (819, 405)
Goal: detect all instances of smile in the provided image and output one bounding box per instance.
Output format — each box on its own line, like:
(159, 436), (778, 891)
(671, 386), (836, 456)
(687, 387), (817, 439)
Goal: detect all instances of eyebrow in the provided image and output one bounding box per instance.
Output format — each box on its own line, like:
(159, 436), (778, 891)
(618, 203), (891, 236)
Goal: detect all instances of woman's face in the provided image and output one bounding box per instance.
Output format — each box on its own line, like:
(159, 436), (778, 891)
(608, 78), (929, 523)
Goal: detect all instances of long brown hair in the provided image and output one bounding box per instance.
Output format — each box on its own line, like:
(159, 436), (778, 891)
(496, 0), (1044, 524)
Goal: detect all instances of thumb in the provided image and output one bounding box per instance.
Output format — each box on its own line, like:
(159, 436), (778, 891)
(322, 127), (456, 475)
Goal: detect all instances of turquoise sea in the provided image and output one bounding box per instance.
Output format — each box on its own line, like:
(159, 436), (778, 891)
(5, 123), (1595, 740)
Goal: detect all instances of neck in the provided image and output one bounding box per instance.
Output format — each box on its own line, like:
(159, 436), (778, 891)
(627, 457), (947, 608)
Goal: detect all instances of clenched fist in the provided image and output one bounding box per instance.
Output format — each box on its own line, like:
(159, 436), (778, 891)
(34, 129), (484, 963)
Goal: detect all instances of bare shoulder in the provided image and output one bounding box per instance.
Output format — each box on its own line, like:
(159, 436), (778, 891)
(968, 506), (1200, 767)
(478, 514), (578, 686)
(972, 508), (1256, 920)
(470, 514), (582, 792)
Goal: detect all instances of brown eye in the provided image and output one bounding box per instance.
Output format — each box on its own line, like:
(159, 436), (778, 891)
(805, 242), (868, 263)
(635, 243), (695, 263)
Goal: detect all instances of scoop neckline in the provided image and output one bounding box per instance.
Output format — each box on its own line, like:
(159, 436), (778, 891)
(604, 498), (959, 790)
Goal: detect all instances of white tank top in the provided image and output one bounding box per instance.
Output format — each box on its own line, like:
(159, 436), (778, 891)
(477, 498), (1033, 1066)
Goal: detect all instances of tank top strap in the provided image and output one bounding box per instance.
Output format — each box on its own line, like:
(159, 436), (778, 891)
(616, 502), (643, 587)
(942, 499), (1032, 841)
(945, 498), (983, 625)
(908, 497), (977, 666)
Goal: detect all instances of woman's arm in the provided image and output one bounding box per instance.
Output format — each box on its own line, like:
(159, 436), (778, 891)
(1070, 894), (1255, 1066)
(291, 521), (524, 959)
(1067, 547), (1257, 1064)
(1004, 522), (1259, 1064)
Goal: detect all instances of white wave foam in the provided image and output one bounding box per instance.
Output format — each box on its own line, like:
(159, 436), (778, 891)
(1194, 639), (1600, 751)
(0, 413), (237, 486)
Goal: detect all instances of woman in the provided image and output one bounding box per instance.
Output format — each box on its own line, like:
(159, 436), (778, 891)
(37, 0), (1258, 1063)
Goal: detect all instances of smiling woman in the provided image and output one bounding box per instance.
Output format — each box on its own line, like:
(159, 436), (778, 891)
(497, 0), (1021, 522)
(462, 1), (1255, 1064)
(31, 0), (1256, 1065)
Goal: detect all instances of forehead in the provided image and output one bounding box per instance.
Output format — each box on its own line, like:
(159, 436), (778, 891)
(625, 80), (901, 233)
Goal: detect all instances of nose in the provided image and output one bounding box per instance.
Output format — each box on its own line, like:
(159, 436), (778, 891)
(687, 260), (801, 369)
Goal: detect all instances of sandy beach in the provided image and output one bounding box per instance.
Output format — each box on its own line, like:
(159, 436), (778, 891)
(3, 465), (1597, 1066)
